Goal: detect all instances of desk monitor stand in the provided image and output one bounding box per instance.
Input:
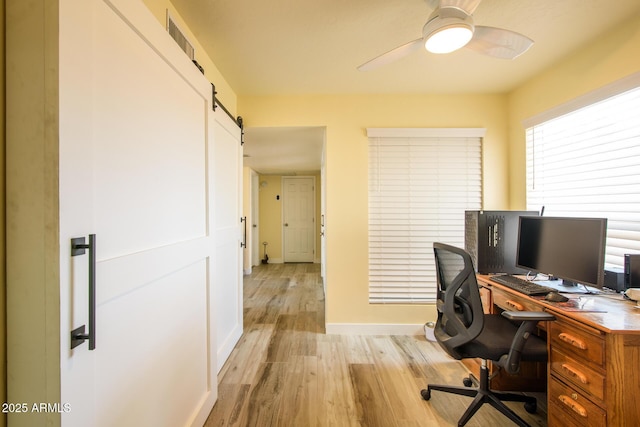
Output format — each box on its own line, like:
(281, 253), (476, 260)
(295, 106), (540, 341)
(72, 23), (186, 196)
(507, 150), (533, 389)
(534, 279), (599, 294)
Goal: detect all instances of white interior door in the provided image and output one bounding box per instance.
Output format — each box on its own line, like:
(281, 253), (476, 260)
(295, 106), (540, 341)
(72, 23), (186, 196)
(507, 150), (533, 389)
(283, 177), (316, 262)
(57, 1), (227, 426)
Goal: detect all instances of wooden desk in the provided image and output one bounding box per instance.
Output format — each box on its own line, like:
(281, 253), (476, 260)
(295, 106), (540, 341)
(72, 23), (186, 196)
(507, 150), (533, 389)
(477, 274), (640, 426)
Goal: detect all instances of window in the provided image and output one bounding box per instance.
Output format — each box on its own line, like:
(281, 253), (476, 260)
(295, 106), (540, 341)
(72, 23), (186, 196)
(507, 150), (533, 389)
(525, 80), (640, 267)
(368, 128), (483, 303)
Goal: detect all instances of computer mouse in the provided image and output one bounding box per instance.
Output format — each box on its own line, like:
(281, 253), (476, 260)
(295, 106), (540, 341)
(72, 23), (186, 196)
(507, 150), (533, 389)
(545, 292), (569, 302)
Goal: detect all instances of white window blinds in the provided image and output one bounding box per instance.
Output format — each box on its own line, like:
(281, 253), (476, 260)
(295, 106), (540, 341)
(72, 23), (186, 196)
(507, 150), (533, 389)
(368, 129), (483, 304)
(525, 85), (640, 267)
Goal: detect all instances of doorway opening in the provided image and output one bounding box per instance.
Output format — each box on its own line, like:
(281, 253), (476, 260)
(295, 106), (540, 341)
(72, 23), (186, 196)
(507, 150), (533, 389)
(243, 126), (326, 275)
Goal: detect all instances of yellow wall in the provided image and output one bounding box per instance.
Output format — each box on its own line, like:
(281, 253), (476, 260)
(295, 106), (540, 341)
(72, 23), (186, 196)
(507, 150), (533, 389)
(239, 94), (509, 325)
(257, 173), (322, 263)
(0, 0), (6, 424)
(507, 12), (640, 209)
(6, 1), (62, 425)
(258, 175), (284, 261)
(141, 0), (237, 114)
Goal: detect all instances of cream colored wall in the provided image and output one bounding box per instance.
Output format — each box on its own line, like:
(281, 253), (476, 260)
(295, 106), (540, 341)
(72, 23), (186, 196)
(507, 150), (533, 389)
(6, 1), (61, 426)
(141, 0), (237, 114)
(0, 1), (6, 425)
(507, 12), (640, 209)
(257, 173), (322, 264)
(258, 175), (283, 261)
(239, 94), (509, 325)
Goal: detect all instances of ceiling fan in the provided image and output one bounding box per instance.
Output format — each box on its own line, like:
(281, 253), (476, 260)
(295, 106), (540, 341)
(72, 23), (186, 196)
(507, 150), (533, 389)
(357, 0), (533, 71)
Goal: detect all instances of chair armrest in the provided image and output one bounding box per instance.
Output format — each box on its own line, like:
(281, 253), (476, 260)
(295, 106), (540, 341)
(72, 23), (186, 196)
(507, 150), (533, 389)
(502, 311), (556, 322)
(499, 311), (555, 375)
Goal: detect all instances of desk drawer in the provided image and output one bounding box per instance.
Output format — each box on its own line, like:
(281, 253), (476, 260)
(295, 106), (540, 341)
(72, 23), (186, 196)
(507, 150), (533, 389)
(549, 377), (606, 427)
(550, 321), (605, 367)
(550, 348), (605, 402)
(492, 290), (541, 313)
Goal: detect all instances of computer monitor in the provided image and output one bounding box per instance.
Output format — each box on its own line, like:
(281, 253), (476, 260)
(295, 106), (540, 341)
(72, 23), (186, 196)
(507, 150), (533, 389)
(516, 216), (607, 289)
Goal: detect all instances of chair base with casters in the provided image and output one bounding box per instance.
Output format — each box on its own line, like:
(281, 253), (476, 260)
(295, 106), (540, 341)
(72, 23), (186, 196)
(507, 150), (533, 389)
(421, 360), (537, 427)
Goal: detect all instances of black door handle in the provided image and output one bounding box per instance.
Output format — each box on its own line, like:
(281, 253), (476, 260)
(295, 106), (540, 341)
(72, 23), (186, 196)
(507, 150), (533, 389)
(70, 234), (96, 350)
(240, 217), (247, 248)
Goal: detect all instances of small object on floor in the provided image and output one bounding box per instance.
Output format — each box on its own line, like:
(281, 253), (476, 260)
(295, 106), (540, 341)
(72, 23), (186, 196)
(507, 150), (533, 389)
(262, 241), (269, 264)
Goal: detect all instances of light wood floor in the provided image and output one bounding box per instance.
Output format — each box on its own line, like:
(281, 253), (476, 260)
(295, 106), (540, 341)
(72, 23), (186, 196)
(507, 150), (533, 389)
(204, 263), (547, 427)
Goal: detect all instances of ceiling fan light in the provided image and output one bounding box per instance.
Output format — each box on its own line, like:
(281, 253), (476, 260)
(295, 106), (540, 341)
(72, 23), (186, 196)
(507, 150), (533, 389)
(422, 7), (475, 54)
(425, 26), (473, 53)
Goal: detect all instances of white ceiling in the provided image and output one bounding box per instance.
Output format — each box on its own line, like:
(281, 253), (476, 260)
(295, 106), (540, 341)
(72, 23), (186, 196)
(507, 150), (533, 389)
(169, 0), (640, 173)
(243, 127), (324, 175)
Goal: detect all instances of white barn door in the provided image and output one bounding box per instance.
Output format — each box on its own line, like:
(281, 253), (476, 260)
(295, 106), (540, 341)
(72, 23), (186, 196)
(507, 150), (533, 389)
(211, 111), (244, 372)
(56, 0), (240, 426)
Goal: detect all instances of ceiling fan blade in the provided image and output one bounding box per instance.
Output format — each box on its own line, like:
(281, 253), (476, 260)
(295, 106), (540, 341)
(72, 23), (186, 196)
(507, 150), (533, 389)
(465, 26), (534, 59)
(436, 0), (482, 15)
(357, 38), (424, 71)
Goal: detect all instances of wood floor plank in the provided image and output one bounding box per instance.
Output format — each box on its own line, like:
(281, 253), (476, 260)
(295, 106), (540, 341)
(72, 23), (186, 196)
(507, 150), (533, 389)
(341, 335), (376, 365)
(316, 340), (360, 427)
(365, 336), (440, 424)
(278, 356), (319, 427)
(349, 363), (397, 427)
(218, 324), (274, 385)
(204, 383), (250, 427)
(244, 362), (288, 427)
(266, 314), (298, 362)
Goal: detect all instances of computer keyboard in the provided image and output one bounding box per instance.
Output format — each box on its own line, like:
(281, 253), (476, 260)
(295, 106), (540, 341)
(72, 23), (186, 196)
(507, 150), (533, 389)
(490, 275), (556, 296)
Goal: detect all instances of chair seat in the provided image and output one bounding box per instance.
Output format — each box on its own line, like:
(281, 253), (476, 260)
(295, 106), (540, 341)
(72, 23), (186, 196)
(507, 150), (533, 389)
(457, 314), (548, 362)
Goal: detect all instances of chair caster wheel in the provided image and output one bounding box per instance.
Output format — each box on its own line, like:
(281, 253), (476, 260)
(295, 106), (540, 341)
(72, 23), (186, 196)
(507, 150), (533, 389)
(524, 401), (537, 414)
(420, 389), (431, 401)
(462, 377), (473, 387)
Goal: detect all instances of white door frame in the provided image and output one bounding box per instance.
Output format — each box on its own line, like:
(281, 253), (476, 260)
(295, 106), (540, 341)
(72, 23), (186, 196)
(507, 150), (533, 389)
(251, 170), (260, 269)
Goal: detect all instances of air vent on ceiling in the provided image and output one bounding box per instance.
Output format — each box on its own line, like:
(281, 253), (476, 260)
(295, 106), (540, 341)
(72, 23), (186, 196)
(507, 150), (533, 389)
(166, 11), (195, 60)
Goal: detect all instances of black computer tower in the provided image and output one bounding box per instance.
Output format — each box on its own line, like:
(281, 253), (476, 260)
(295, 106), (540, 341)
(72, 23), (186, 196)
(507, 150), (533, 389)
(604, 266), (625, 292)
(624, 254), (640, 289)
(465, 210), (539, 274)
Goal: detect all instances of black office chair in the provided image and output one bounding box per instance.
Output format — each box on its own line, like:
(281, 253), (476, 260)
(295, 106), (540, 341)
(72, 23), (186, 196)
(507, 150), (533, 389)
(422, 242), (555, 427)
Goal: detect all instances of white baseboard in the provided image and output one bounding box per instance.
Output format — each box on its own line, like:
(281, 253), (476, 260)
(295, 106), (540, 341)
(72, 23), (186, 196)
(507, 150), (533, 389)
(325, 323), (426, 336)
(259, 258), (321, 265)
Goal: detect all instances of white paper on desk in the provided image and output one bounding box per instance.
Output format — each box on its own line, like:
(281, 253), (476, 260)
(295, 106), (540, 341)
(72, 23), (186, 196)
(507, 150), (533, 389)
(534, 280), (597, 294)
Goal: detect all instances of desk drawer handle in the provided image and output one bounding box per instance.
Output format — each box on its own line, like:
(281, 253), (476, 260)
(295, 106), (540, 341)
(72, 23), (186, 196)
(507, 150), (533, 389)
(558, 395), (587, 417)
(558, 332), (587, 350)
(505, 300), (524, 311)
(561, 363), (588, 384)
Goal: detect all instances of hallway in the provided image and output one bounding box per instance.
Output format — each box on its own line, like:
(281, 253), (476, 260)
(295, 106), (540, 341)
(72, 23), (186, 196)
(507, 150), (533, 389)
(204, 263), (545, 426)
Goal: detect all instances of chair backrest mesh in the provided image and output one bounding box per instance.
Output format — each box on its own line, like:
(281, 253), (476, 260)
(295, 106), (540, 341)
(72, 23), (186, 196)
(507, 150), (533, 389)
(432, 243), (485, 357)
